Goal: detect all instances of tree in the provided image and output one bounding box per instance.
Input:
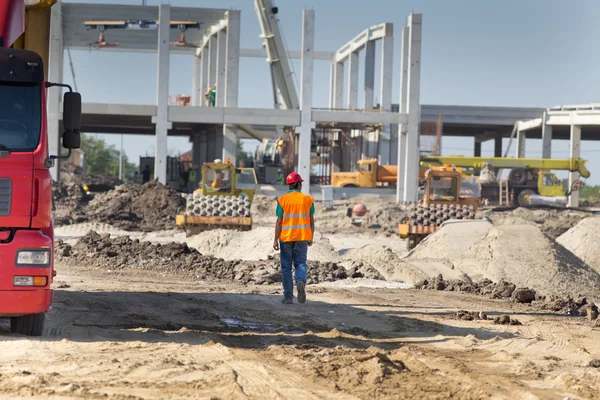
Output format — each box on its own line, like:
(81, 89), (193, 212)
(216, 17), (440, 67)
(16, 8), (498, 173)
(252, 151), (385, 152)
(236, 139), (252, 166)
(80, 134), (137, 181)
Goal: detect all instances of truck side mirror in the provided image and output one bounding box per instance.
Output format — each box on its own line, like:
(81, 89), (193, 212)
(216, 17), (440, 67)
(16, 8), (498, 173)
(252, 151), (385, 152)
(63, 92), (81, 132)
(62, 130), (81, 149)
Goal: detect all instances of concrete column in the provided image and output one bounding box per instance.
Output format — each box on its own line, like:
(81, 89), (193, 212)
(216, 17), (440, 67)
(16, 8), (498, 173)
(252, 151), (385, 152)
(542, 112), (552, 158)
(222, 10), (241, 163)
(568, 124), (581, 208)
(403, 14), (422, 204)
(192, 134), (207, 167)
(474, 139), (482, 157)
(380, 35), (394, 112)
(494, 136), (502, 157)
(347, 51), (359, 109)
(333, 62), (344, 109)
(192, 55), (201, 106)
(516, 130), (526, 158)
(297, 9), (315, 195)
(364, 41), (375, 109)
(207, 129), (217, 162)
(151, 4), (172, 184)
(396, 26), (409, 203)
(328, 61), (335, 109)
(200, 45), (209, 107)
(47, 1), (63, 181)
(216, 30), (227, 107)
(208, 36), (217, 88)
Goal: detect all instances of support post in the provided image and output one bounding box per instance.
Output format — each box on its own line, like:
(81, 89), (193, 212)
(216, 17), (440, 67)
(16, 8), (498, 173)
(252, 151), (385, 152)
(494, 136), (502, 157)
(216, 30), (227, 107)
(380, 35), (394, 112)
(151, 4), (172, 184)
(47, 1), (63, 181)
(200, 45), (209, 107)
(363, 41), (375, 109)
(333, 62), (344, 109)
(328, 60), (335, 108)
(223, 10), (241, 163)
(208, 36), (217, 88)
(516, 130), (526, 158)
(402, 14), (422, 204)
(568, 123), (581, 208)
(396, 26), (409, 203)
(192, 55), (201, 106)
(347, 51), (358, 109)
(474, 139), (482, 157)
(297, 9), (315, 195)
(541, 112), (552, 158)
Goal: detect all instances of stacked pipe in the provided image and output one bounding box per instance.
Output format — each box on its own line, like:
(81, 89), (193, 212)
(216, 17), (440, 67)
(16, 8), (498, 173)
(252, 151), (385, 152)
(408, 204), (475, 228)
(184, 193), (251, 218)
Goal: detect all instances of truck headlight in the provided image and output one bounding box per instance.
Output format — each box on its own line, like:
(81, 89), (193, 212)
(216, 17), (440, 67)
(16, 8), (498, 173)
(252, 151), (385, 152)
(16, 250), (50, 266)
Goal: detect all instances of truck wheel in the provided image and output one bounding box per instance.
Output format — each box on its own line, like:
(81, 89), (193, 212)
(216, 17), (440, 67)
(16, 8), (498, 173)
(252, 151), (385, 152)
(10, 313), (45, 336)
(509, 169), (527, 185)
(518, 189), (535, 207)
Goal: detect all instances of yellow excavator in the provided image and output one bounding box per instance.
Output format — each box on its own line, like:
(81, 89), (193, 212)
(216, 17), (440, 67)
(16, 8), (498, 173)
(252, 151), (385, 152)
(419, 156), (589, 207)
(175, 160), (258, 236)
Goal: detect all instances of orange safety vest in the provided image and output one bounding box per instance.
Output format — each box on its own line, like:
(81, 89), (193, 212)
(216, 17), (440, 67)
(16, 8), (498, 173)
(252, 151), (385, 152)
(277, 191), (313, 242)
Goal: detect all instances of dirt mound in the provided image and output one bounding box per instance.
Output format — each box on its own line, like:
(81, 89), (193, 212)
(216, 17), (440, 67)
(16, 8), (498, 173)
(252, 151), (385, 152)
(481, 207), (588, 239)
(55, 231), (354, 285)
(454, 225), (600, 299)
(251, 194), (278, 217)
(342, 245), (427, 283)
(557, 217), (600, 273)
(52, 182), (92, 226)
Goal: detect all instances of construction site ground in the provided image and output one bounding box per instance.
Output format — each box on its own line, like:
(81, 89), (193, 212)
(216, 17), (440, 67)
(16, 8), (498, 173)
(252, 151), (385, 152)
(34, 185), (600, 399)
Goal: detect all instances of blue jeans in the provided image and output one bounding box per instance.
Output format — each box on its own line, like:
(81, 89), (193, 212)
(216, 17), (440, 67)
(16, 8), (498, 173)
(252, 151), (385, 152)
(279, 241), (308, 299)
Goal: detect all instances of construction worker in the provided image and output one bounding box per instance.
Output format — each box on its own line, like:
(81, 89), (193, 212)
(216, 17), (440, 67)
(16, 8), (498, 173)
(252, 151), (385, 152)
(204, 87), (212, 106)
(273, 172), (314, 304)
(142, 165), (151, 184)
(276, 168), (285, 185)
(188, 165), (197, 194)
(209, 84), (216, 107)
(211, 171), (224, 189)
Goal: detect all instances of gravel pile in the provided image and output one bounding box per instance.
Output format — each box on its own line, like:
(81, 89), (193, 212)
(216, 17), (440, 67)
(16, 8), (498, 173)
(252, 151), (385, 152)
(52, 182), (92, 226)
(556, 217), (600, 273)
(55, 231), (361, 285)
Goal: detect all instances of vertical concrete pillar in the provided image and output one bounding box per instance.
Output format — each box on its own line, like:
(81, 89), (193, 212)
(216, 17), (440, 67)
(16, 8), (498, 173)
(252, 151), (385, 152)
(192, 134), (207, 167)
(192, 55), (201, 106)
(47, 1), (63, 181)
(474, 139), (482, 157)
(328, 60), (335, 108)
(542, 112), (552, 158)
(396, 26), (409, 203)
(333, 62), (344, 109)
(380, 35), (394, 113)
(403, 14), (422, 204)
(297, 9), (315, 195)
(494, 136), (502, 157)
(151, 4), (172, 184)
(568, 123), (581, 208)
(200, 45), (209, 107)
(347, 51), (359, 109)
(207, 129), (217, 162)
(364, 41), (375, 109)
(222, 10), (241, 163)
(216, 30), (227, 108)
(516, 130), (526, 158)
(208, 36), (217, 88)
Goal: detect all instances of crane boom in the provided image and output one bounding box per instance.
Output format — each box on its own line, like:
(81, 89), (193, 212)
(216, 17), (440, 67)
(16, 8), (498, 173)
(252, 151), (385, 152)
(420, 156), (590, 179)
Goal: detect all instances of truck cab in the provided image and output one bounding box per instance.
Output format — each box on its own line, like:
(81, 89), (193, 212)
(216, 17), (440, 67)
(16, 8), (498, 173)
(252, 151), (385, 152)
(0, 46), (81, 335)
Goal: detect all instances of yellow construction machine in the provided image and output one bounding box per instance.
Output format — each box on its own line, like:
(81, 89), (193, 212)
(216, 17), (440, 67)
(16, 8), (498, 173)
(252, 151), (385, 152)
(399, 165), (481, 250)
(420, 156), (589, 207)
(176, 160), (258, 236)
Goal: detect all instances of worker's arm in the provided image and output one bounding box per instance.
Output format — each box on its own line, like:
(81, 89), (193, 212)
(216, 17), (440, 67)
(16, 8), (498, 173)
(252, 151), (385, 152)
(273, 216), (282, 250)
(309, 215), (314, 247)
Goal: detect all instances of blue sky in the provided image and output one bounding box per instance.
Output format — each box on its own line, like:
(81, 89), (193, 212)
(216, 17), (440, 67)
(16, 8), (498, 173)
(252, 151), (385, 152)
(62, 0), (600, 183)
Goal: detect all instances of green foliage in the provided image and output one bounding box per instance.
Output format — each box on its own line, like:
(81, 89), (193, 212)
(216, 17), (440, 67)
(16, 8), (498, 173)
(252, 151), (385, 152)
(561, 178), (600, 202)
(236, 139), (252, 166)
(80, 134), (137, 181)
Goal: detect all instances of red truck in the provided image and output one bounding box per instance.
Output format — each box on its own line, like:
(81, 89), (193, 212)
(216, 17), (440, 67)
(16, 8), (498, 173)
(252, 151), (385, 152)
(0, 1), (81, 335)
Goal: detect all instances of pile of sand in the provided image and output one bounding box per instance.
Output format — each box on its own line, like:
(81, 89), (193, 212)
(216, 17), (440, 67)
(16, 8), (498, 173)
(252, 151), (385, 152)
(481, 207), (588, 239)
(408, 219), (493, 263)
(454, 224), (600, 299)
(187, 226), (341, 263)
(342, 245), (427, 283)
(557, 217), (600, 273)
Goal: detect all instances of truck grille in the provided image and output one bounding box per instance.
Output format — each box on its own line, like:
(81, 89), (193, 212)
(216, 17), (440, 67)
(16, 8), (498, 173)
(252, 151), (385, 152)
(0, 179), (11, 216)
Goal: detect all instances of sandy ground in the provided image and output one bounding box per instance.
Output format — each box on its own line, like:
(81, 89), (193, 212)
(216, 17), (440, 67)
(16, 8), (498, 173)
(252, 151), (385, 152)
(0, 265), (597, 399)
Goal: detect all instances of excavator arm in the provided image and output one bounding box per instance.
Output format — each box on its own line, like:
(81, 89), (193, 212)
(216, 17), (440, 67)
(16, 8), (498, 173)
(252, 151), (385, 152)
(420, 156), (590, 179)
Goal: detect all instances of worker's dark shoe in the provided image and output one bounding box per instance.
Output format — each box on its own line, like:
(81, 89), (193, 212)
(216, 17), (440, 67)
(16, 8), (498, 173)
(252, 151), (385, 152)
(281, 297), (293, 305)
(297, 281), (306, 304)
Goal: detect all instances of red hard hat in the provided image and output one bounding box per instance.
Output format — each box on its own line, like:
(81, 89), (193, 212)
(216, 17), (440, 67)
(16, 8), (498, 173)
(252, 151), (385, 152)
(286, 172), (304, 185)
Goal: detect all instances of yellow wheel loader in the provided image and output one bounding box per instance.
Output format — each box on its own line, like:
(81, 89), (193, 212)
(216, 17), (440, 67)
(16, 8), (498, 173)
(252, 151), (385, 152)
(176, 161), (258, 236)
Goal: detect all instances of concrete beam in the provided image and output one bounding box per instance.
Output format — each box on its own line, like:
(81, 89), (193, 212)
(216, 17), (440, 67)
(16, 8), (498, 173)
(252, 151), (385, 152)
(334, 23), (393, 63)
(516, 130), (526, 158)
(380, 35), (393, 112)
(396, 26), (409, 203)
(223, 10), (241, 164)
(403, 14), (422, 204)
(215, 30), (227, 107)
(568, 123), (581, 208)
(474, 139), (481, 157)
(347, 52), (359, 109)
(333, 62), (344, 109)
(363, 41), (375, 109)
(195, 16), (228, 56)
(208, 36), (217, 88)
(328, 61), (335, 108)
(518, 118), (542, 131)
(541, 112), (552, 158)
(494, 136), (502, 157)
(169, 106), (301, 126)
(152, 4), (172, 184)
(239, 47), (333, 60)
(298, 9), (315, 195)
(47, 1), (63, 181)
(312, 110), (407, 125)
(192, 55), (201, 106)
